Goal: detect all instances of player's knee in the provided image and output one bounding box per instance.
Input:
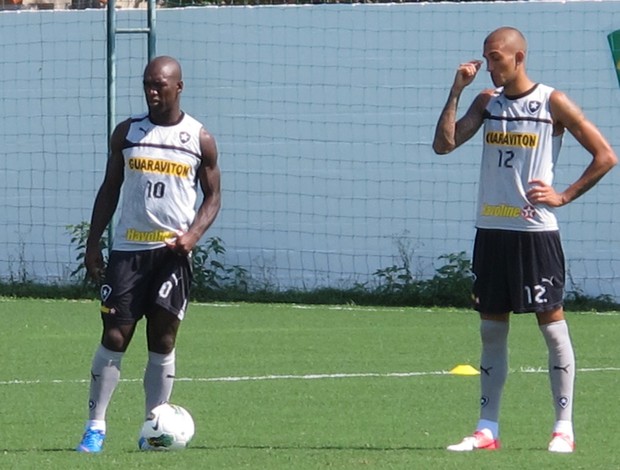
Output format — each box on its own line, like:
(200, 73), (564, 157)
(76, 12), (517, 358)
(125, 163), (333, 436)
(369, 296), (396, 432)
(101, 324), (135, 352)
(101, 332), (129, 352)
(147, 333), (176, 354)
(480, 318), (510, 345)
(148, 342), (175, 355)
(536, 306), (565, 325)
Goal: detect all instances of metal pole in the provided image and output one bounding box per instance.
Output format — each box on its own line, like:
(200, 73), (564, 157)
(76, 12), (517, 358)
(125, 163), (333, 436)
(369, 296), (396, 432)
(147, 0), (157, 60)
(106, 0), (117, 147)
(106, 0), (157, 250)
(106, 0), (117, 250)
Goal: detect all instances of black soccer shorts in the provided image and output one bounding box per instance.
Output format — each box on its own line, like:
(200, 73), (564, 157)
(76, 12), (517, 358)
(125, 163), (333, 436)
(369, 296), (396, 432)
(472, 228), (565, 314)
(100, 247), (192, 323)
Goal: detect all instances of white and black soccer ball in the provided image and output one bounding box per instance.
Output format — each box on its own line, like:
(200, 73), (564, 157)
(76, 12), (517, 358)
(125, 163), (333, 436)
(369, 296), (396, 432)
(139, 403), (195, 450)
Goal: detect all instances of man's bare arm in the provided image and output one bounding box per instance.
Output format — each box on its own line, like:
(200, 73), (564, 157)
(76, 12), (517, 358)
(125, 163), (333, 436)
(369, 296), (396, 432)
(527, 91), (617, 207)
(84, 119), (129, 280)
(168, 128), (221, 255)
(433, 60), (489, 154)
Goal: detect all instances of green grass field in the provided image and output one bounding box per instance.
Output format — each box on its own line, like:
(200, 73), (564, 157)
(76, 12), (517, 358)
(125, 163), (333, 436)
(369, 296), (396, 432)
(1, 298), (619, 469)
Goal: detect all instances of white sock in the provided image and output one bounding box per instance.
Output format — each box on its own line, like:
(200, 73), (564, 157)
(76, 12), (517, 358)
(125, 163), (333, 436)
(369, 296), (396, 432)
(553, 420), (574, 440)
(476, 419), (499, 439)
(85, 419), (106, 433)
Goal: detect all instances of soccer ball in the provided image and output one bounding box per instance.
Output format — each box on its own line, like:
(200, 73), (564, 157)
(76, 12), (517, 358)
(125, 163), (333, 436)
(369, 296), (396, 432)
(139, 403), (195, 450)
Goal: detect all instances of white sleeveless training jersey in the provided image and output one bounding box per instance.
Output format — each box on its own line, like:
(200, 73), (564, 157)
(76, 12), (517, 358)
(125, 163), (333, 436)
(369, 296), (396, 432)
(113, 112), (203, 251)
(476, 83), (563, 232)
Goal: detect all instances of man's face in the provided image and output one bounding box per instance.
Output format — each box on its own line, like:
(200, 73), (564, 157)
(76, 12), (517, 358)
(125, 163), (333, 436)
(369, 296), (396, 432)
(143, 67), (180, 114)
(483, 39), (516, 88)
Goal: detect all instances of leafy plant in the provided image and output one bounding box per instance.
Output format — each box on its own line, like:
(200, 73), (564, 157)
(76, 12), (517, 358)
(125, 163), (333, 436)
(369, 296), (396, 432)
(66, 221), (109, 286)
(373, 234), (416, 293)
(191, 236), (248, 292)
(420, 251), (473, 307)
(371, 249), (473, 307)
(373, 264), (413, 293)
(7, 239), (29, 284)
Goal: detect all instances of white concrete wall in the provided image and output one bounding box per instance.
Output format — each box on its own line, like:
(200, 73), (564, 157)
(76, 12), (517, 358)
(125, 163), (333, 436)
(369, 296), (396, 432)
(1, 2), (619, 298)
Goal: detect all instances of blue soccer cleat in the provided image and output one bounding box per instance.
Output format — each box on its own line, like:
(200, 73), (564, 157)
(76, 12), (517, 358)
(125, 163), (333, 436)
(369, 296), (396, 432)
(138, 436), (168, 451)
(76, 428), (106, 453)
(138, 436), (152, 451)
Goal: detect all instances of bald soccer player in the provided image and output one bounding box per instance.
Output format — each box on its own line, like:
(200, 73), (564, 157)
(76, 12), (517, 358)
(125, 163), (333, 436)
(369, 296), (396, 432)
(76, 56), (221, 453)
(433, 27), (616, 453)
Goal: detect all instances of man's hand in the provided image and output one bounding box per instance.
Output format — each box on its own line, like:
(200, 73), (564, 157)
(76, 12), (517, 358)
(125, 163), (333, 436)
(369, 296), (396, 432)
(165, 230), (197, 256)
(453, 60), (483, 91)
(85, 246), (105, 283)
(526, 179), (565, 207)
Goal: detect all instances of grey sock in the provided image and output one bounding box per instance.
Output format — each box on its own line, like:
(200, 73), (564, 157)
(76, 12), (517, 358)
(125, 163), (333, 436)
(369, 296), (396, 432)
(479, 319), (509, 423)
(540, 320), (575, 423)
(143, 349), (176, 418)
(88, 344), (124, 421)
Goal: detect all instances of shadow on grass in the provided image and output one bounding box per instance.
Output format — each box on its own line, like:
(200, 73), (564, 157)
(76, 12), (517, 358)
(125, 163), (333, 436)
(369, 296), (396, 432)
(150, 443), (548, 452)
(2, 443), (549, 453)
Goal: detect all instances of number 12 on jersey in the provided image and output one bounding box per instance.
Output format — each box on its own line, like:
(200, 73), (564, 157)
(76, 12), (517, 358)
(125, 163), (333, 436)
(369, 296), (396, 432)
(498, 150), (515, 168)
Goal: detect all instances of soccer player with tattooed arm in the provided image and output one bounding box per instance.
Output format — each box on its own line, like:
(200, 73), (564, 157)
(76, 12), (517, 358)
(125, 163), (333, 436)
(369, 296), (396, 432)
(432, 27), (617, 453)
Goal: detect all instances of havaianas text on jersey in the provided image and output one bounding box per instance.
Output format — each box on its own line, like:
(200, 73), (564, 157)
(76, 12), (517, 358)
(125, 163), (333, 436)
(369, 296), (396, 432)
(125, 229), (177, 242)
(481, 204), (521, 218)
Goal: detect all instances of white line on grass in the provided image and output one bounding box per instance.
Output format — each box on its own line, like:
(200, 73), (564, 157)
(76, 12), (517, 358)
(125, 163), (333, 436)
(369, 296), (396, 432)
(1, 367), (619, 386)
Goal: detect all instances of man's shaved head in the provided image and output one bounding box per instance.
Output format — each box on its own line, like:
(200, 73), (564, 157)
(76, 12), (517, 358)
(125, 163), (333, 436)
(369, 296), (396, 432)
(144, 56), (182, 82)
(484, 27), (527, 55)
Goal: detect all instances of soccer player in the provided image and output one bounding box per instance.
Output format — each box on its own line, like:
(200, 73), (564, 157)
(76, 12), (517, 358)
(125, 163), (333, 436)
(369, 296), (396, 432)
(76, 56), (221, 453)
(432, 27), (616, 453)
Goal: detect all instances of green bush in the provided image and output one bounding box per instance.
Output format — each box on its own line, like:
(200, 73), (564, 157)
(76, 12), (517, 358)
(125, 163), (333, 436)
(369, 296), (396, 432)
(0, 224), (616, 312)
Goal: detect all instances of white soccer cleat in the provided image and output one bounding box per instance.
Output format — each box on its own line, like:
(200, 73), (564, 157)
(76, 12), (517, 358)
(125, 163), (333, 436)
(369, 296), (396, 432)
(447, 429), (500, 452)
(548, 432), (574, 453)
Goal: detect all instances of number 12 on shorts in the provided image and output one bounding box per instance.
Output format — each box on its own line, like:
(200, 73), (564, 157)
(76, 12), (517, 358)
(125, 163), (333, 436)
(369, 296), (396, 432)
(524, 284), (547, 305)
